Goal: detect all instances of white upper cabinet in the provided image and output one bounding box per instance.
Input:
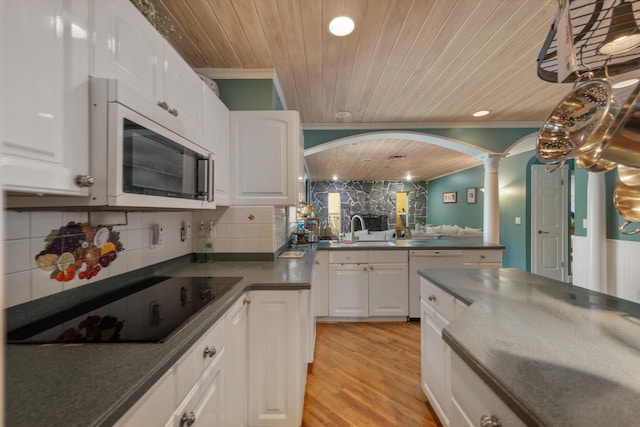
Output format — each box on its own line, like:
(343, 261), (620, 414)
(1, 0), (90, 195)
(201, 85), (231, 206)
(162, 45), (203, 144)
(91, 0), (163, 105)
(229, 111), (303, 206)
(92, 0), (202, 145)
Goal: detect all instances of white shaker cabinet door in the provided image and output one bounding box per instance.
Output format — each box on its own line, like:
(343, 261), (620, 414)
(1, 0), (90, 195)
(329, 264), (369, 317)
(92, 0), (163, 105)
(201, 85), (231, 205)
(368, 262), (409, 316)
(229, 111), (302, 205)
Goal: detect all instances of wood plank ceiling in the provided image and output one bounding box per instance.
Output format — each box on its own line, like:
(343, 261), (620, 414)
(146, 0), (639, 181)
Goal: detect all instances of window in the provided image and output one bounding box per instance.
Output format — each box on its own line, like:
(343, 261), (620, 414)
(328, 192), (341, 238)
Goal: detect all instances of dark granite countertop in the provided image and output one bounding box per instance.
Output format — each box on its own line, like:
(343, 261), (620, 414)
(5, 249), (316, 427)
(315, 238), (504, 250)
(418, 268), (640, 427)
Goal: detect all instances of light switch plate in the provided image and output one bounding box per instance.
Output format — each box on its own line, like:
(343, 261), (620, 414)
(515, 217), (521, 224)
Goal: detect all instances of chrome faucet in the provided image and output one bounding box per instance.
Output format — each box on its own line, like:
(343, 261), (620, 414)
(350, 215), (365, 241)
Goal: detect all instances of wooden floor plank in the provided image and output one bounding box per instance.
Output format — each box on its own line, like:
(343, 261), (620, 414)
(301, 321), (441, 427)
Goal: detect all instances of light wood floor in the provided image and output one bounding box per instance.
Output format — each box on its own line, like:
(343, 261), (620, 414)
(301, 321), (441, 427)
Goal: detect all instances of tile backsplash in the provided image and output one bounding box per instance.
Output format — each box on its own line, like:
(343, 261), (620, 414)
(4, 206), (290, 308)
(4, 210), (193, 308)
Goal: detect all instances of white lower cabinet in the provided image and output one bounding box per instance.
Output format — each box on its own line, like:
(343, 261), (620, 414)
(114, 368), (175, 427)
(247, 290), (306, 427)
(328, 250), (408, 318)
(450, 352), (526, 427)
(312, 251), (329, 317)
(225, 294), (249, 427)
(329, 263), (370, 317)
(420, 277), (464, 427)
(116, 290), (309, 427)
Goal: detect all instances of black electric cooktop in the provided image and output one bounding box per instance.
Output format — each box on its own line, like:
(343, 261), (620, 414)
(7, 276), (243, 343)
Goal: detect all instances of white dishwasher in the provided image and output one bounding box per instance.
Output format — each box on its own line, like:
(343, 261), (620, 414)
(409, 250), (463, 318)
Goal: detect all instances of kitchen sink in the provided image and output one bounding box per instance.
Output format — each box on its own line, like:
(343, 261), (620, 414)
(332, 241), (397, 247)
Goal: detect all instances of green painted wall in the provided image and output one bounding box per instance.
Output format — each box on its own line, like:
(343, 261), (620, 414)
(303, 127), (539, 153)
(427, 167), (484, 229)
(215, 79), (283, 110)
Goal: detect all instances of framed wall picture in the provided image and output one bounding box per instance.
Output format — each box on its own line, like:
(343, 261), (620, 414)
(466, 187), (477, 204)
(443, 191), (457, 204)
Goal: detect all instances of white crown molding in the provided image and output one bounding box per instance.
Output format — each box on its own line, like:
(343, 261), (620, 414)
(302, 121), (544, 130)
(193, 68), (288, 109)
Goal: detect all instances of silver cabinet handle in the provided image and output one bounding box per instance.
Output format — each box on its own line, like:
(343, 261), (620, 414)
(315, 260), (320, 265)
(243, 296), (251, 305)
(168, 108), (179, 117)
(480, 254), (486, 259)
(428, 295), (436, 302)
(363, 266), (368, 271)
(180, 411), (196, 427)
(75, 175), (94, 188)
(157, 101), (169, 110)
(370, 265), (375, 270)
(538, 230), (550, 234)
(203, 346), (216, 358)
(480, 415), (502, 427)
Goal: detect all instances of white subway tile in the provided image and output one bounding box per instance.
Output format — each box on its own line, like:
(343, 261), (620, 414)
(259, 225), (273, 239)
(215, 239), (230, 252)
(5, 239), (31, 274)
(126, 212), (143, 229)
(31, 269), (63, 300)
(30, 212), (63, 238)
(5, 271), (31, 308)
(258, 239), (273, 253)
(5, 210), (30, 240)
(230, 239), (244, 253)
(126, 249), (143, 271)
(215, 223), (230, 239)
(244, 223), (259, 238)
(126, 229), (142, 251)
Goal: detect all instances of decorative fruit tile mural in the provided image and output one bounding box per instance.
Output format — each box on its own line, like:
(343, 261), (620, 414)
(34, 222), (124, 282)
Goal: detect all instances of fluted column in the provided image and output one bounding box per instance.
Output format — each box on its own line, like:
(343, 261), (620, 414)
(586, 172), (607, 292)
(480, 154), (501, 244)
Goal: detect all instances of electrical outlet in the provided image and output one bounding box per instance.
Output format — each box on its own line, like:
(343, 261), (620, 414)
(515, 217), (521, 225)
(151, 224), (163, 246)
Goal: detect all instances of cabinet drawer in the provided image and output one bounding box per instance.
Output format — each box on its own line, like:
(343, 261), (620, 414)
(329, 250), (368, 264)
(115, 368), (175, 427)
(463, 249), (502, 264)
(368, 250), (407, 264)
(450, 352), (526, 427)
(175, 318), (225, 404)
(420, 277), (455, 322)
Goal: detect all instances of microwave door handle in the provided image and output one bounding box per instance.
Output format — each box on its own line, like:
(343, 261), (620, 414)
(207, 153), (215, 203)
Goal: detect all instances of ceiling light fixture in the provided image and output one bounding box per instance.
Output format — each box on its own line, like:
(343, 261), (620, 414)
(333, 175), (338, 181)
(613, 78), (640, 88)
(597, 0), (640, 55)
(329, 16), (355, 36)
(335, 111), (352, 119)
(405, 173), (412, 181)
(473, 110), (491, 117)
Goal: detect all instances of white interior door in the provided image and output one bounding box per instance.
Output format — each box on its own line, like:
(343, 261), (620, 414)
(531, 164), (569, 281)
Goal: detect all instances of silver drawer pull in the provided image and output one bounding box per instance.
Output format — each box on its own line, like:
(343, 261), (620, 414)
(168, 108), (179, 117)
(203, 346), (217, 358)
(180, 411), (196, 426)
(428, 295), (436, 302)
(157, 101), (169, 110)
(480, 415), (502, 427)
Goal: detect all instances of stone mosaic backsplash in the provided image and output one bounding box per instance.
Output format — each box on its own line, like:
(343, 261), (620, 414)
(310, 180), (427, 233)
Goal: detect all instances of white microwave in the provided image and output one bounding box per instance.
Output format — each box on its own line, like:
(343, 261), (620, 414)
(9, 78), (215, 210)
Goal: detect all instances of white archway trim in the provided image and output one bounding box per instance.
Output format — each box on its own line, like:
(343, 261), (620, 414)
(504, 131), (539, 157)
(304, 131), (493, 158)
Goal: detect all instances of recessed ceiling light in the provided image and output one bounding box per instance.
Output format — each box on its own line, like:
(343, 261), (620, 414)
(473, 110), (490, 117)
(335, 111), (352, 119)
(613, 78), (640, 89)
(362, 158), (372, 162)
(333, 175), (338, 181)
(329, 16), (355, 36)
(405, 173), (412, 181)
